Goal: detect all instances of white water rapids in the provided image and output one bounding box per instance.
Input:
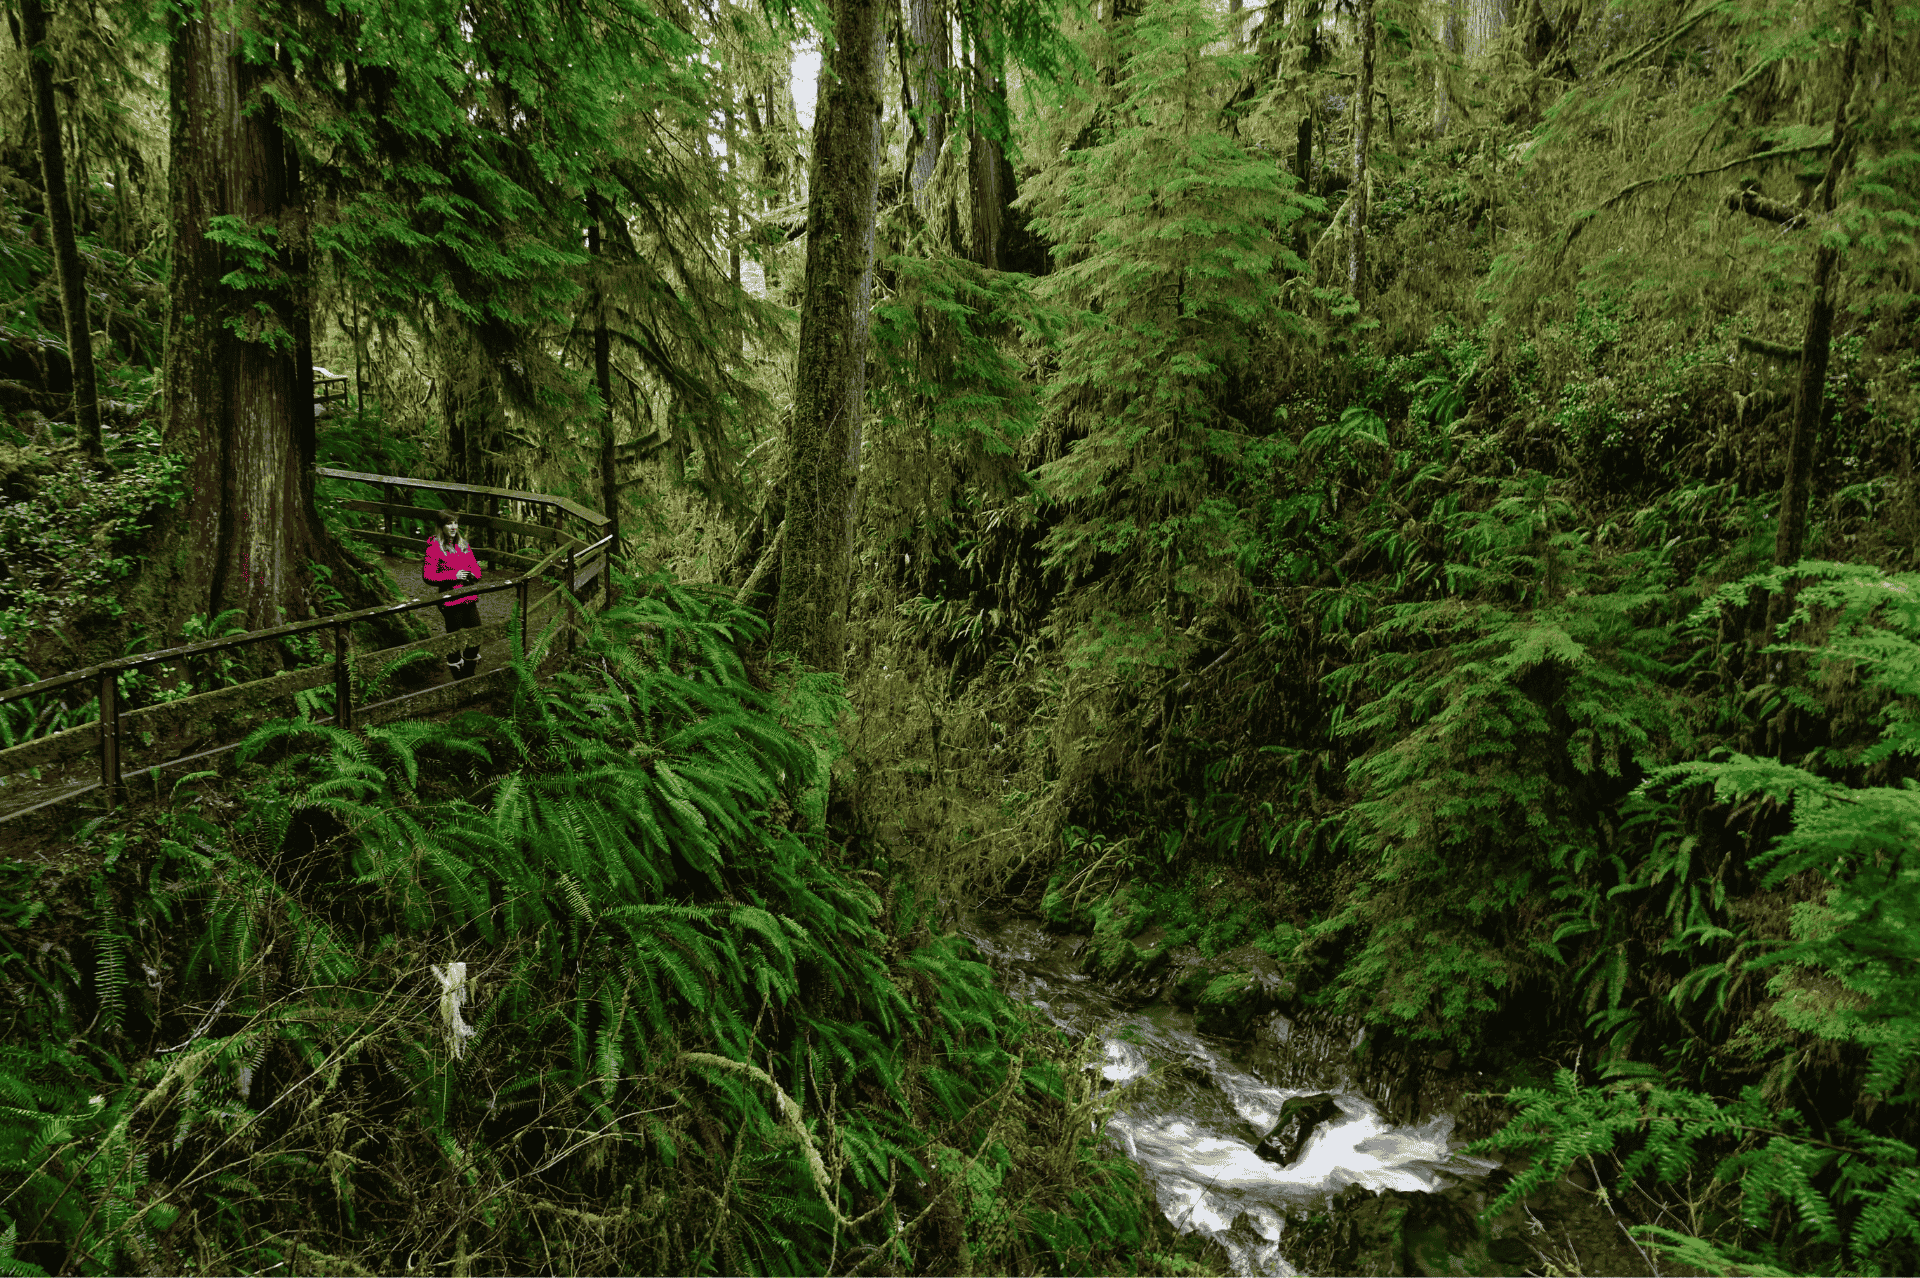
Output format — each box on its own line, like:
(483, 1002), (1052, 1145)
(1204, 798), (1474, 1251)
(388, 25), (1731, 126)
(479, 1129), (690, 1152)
(962, 913), (1499, 1276)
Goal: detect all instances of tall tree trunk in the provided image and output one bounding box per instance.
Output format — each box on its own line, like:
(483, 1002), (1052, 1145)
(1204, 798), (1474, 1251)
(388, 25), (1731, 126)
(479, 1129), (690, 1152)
(22, 0), (104, 464)
(725, 101), (743, 302)
(438, 323), (503, 490)
(1349, 0), (1374, 310)
(1774, 1), (1863, 570)
(904, 0), (948, 205)
(770, 0), (884, 672)
(590, 220), (618, 579)
(966, 37), (1019, 269)
(1435, 0), (1462, 138)
(156, 7), (355, 640)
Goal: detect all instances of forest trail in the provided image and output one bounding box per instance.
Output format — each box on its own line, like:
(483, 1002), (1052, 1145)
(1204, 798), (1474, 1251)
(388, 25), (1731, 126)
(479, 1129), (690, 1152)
(373, 548), (544, 684)
(0, 556), (574, 830)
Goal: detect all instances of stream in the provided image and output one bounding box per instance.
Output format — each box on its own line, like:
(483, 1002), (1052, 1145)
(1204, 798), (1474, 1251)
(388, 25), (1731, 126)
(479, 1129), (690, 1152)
(960, 913), (1501, 1277)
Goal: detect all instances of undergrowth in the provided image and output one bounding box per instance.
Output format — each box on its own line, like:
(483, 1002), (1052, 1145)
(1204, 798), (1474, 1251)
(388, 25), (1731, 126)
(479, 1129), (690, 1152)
(0, 566), (1202, 1276)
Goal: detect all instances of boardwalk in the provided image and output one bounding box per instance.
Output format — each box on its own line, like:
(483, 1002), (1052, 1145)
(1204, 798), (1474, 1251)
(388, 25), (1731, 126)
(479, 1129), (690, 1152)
(374, 547), (541, 683)
(0, 554), (569, 829)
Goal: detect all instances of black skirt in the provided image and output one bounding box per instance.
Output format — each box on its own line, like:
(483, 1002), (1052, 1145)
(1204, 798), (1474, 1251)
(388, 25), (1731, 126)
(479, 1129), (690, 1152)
(441, 600), (480, 631)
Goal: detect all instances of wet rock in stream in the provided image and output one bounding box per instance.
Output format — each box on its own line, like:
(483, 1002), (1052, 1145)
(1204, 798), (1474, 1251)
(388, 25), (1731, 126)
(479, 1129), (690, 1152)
(1254, 1093), (1343, 1167)
(965, 911), (1675, 1276)
(963, 913), (1518, 1275)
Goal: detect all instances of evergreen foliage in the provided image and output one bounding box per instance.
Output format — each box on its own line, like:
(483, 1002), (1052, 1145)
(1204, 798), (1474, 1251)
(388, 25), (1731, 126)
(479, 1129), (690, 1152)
(0, 563), (1182, 1275)
(7, 0), (1920, 1270)
(1020, 0), (1318, 624)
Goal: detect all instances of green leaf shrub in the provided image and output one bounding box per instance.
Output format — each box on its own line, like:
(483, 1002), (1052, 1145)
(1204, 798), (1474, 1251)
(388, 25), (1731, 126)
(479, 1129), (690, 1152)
(0, 566), (1181, 1275)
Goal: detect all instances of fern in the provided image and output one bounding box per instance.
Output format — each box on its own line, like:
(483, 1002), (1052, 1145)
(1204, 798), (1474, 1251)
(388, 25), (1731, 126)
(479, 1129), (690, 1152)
(6, 563), (1168, 1275)
(1470, 1068), (1920, 1276)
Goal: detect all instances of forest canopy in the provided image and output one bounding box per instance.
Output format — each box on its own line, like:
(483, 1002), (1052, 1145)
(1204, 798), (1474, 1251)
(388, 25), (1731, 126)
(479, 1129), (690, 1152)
(1, 0), (1919, 1274)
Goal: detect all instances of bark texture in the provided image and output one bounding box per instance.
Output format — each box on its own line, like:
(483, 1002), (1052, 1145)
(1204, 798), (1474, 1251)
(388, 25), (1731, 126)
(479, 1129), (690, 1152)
(966, 41), (1011, 271)
(769, 0), (884, 672)
(438, 322), (506, 490)
(1434, 0), (1462, 138)
(1349, 0), (1374, 310)
(591, 221), (619, 574)
(22, 0), (104, 463)
(157, 9), (353, 640)
(1773, 1), (1863, 570)
(904, 0), (948, 205)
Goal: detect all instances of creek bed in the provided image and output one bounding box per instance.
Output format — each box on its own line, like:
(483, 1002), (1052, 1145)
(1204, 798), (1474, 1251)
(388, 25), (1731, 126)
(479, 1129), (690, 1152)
(961, 912), (1501, 1277)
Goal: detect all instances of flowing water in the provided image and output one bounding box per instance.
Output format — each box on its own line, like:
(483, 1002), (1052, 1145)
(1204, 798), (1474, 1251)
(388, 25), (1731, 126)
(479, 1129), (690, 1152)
(961, 913), (1499, 1277)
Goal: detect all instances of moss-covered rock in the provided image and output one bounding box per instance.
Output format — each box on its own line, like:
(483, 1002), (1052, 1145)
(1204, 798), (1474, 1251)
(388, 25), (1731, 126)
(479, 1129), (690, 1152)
(1285, 1181), (1530, 1277)
(0, 442), (54, 503)
(1195, 970), (1261, 1036)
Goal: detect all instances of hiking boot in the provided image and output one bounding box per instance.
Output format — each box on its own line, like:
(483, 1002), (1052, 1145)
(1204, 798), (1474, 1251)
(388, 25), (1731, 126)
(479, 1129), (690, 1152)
(447, 658), (466, 680)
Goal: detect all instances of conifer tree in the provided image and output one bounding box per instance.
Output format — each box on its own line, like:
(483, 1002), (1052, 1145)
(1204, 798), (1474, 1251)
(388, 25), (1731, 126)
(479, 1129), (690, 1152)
(143, 0), (761, 638)
(1349, 0), (1374, 310)
(904, 0), (950, 204)
(770, 0), (885, 672)
(156, 3), (329, 635)
(1433, 0), (1462, 137)
(1021, 0), (1316, 655)
(20, 0), (104, 465)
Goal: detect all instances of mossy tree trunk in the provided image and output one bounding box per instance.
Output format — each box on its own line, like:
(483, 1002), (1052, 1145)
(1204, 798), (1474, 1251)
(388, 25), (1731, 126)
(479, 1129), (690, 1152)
(22, 0), (104, 465)
(1434, 0), (1462, 138)
(154, 7), (378, 644)
(437, 322), (505, 491)
(769, 0), (884, 673)
(966, 38), (1014, 270)
(904, 0), (948, 204)
(1349, 0), (1374, 311)
(1774, 0), (1864, 572)
(590, 218), (618, 578)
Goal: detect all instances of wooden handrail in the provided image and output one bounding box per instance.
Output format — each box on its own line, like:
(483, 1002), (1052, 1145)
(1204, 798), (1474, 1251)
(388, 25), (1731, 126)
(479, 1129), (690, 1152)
(2, 491), (599, 707)
(1, 574), (534, 707)
(316, 466), (610, 529)
(2, 469), (618, 818)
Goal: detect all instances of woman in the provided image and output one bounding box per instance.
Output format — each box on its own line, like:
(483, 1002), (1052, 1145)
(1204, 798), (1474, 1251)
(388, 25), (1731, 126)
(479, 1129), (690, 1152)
(423, 513), (484, 680)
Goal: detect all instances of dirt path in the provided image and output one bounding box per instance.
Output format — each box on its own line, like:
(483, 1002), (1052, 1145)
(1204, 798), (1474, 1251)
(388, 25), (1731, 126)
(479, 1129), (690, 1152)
(375, 549), (553, 685)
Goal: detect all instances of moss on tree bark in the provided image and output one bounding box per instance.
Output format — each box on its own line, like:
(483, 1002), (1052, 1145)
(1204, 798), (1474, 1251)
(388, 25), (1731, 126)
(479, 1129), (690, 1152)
(148, 9), (396, 652)
(770, 0), (884, 673)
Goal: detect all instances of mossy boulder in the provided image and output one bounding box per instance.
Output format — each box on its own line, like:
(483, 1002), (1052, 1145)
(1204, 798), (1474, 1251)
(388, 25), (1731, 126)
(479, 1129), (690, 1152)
(1166, 943), (1299, 1033)
(0, 442), (55, 503)
(1081, 890), (1187, 1003)
(1194, 971), (1261, 1036)
(1284, 1182), (1532, 1277)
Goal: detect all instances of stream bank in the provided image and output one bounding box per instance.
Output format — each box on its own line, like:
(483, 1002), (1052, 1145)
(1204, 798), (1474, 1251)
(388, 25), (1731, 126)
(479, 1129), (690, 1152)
(959, 911), (1675, 1277)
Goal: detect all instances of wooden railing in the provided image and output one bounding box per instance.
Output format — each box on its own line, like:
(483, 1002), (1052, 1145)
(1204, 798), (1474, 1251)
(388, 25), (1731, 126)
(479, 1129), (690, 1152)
(0, 468), (617, 825)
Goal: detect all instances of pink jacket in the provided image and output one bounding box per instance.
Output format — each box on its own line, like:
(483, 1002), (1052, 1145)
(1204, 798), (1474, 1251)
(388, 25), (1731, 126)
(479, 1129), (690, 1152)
(423, 537), (482, 607)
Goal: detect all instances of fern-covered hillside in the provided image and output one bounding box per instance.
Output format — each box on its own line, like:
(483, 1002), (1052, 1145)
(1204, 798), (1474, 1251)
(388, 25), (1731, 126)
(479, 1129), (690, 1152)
(0, 573), (1206, 1275)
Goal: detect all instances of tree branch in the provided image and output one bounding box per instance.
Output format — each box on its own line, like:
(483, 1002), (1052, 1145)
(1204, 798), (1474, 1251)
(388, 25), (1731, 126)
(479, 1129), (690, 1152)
(1725, 187), (1805, 227)
(734, 518), (784, 607)
(1558, 141), (1834, 259)
(1738, 335), (1802, 362)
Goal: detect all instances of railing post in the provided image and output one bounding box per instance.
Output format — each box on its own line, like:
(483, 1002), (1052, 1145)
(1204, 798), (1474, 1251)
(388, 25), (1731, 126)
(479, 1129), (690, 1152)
(565, 545), (578, 654)
(602, 522), (616, 610)
(517, 577), (529, 660)
(334, 621), (353, 730)
(97, 664), (120, 812)
(384, 483), (394, 540)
